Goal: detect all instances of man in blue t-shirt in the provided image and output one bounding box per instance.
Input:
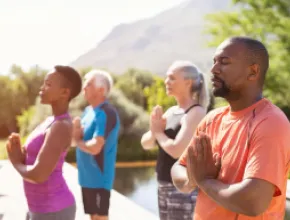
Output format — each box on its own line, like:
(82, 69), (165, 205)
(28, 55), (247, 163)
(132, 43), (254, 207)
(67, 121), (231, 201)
(72, 69), (120, 220)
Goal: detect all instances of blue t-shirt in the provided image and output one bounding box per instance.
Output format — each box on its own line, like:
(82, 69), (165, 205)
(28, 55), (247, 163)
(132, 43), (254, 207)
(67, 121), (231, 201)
(76, 101), (120, 190)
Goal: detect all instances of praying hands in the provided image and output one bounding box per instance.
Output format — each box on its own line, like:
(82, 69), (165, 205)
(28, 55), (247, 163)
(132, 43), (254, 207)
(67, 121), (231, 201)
(186, 132), (221, 186)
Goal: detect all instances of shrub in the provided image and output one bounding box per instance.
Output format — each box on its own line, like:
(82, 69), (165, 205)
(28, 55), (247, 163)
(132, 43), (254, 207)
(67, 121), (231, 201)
(17, 88), (156, 162)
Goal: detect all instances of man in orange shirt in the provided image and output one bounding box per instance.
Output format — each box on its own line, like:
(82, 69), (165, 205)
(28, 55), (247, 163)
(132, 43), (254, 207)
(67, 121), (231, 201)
(171, 36), (290, 220)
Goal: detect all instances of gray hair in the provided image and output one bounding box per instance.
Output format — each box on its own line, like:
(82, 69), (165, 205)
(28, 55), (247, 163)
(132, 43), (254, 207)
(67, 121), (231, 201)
(84, 69), (113, 97)
(168, 60), (210, 109)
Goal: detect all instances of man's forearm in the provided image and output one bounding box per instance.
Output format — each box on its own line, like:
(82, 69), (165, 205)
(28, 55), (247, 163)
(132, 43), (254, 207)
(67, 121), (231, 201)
(76, 139), (100, 155)
(198, 179), (260, 216)
(175, 179), (197, 193)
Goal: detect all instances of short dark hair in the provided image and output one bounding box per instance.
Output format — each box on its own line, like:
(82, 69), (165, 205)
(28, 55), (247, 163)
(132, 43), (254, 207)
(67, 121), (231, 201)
(54, 65), (82, 100)
(229, 36), (269, 83)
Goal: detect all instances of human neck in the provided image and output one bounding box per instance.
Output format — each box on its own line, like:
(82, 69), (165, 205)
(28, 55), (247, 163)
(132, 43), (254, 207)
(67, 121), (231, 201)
(175, 95), (198, 110)
(227, 93), (263, 112)
(90, 96), (106, 108)
(51, 102), (69, 116)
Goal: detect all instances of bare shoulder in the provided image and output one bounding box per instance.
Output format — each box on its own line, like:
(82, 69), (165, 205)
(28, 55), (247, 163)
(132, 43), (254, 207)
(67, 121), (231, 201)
(181, 106), (206, 126)
(186, 106), (207, 118)
(49, 119), (72, 136)
(39, 119), (73, 153)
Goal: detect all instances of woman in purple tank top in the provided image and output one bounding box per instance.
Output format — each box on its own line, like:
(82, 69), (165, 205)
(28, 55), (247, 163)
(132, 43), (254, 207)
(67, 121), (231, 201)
(6, 65), (82, 220)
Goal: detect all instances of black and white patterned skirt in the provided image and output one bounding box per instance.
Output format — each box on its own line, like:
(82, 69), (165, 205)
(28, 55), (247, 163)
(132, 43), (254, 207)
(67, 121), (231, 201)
(158, 181), (198, 220)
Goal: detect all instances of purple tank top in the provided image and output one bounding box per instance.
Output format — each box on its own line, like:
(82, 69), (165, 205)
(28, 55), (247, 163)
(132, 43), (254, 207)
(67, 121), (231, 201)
(23, 113), (75, 213)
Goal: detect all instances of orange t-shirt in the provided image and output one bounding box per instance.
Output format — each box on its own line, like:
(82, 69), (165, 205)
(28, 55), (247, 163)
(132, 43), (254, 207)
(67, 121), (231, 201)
(179, 99), (290, 220)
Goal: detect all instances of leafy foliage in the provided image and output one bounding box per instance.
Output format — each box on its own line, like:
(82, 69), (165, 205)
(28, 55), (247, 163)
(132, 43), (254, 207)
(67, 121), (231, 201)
(143, 76), (176, 113)
(17, 87), (156, 162)
(205, 0), (290, 114)
(115, 68), (155, 109)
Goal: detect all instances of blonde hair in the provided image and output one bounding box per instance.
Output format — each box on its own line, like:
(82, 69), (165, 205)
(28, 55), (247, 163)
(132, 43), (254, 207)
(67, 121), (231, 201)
(168, 60), (210, 109)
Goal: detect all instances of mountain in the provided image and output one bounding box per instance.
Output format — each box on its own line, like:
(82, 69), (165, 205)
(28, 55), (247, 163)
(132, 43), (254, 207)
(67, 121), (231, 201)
(71, 0), (233, 75)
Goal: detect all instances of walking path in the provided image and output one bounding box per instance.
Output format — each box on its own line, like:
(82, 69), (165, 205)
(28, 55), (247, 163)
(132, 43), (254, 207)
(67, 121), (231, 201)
(0, 160), (159, 220)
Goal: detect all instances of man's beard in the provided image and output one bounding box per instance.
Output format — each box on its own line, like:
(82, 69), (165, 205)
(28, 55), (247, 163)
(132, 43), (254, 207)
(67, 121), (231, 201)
(213, 79), (231, 98)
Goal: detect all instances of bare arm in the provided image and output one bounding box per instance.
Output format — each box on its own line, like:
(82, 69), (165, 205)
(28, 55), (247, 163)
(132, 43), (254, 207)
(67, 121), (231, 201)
(13, 120), (72, 184)
(155, 107), (206, 159)
(74, 109), (107, 155)
(171, 162), (197, 193)
(141, 131), (156, 150)
(197, 178), (275, 216)
(199, 117), (288, 216)
(76, 136), (105, 155)
(140, 105), (169, 151)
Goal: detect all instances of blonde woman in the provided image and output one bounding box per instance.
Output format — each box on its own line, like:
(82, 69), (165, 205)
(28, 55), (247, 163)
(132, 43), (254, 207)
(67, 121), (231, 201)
(141, 61), (210, 220)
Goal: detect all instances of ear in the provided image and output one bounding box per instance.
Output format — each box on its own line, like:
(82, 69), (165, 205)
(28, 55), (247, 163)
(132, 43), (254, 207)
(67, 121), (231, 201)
(185, 78), (194, 88)
(62, 88), (71, 100)
(97, 86), (106, 95)
(247, 64), (260, 81)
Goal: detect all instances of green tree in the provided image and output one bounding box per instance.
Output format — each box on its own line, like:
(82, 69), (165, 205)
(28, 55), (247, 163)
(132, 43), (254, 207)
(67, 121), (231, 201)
(0, 65), (47, 137)
(18, 87), (157, 162)
(0, 75), (29, 134)
(205, 0), (290, 114)
(115, 68), (154, 109)
(143, 76), (176, 113)
(10, 65), (46, 106)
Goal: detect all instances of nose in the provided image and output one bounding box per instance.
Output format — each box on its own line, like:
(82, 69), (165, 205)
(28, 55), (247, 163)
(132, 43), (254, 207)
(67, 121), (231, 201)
(164, 77), (169, 85)
(83, 83), (88, 90)
(83, 84), (89, 95)
(210, 62), (221, 76)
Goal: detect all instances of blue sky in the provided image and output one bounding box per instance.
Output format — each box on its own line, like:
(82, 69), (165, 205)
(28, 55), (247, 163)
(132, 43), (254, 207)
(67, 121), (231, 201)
(0, 0), (185, 73)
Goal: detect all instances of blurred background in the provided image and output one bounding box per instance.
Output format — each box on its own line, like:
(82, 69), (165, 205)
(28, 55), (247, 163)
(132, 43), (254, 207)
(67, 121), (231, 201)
(0, 0), (289, 218)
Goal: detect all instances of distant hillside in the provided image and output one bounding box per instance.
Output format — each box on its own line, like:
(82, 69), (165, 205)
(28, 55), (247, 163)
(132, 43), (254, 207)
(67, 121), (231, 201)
(71, 0), (233, 75)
